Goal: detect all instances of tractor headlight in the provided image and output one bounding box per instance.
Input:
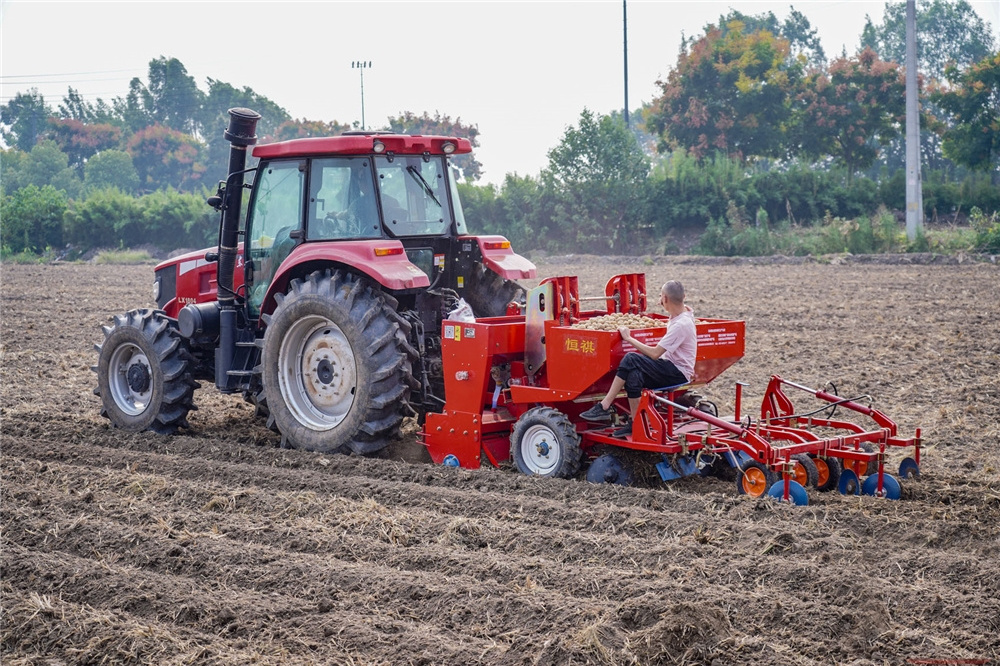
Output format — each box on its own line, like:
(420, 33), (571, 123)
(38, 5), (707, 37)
(153, 277), (161, 302)
(441, 141), (456, 155)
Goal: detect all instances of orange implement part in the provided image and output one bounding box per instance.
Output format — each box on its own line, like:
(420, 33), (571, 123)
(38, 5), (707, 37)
(814, 458), (831, 487)
(791, 461), (810, 487)
(741, 467), (770, 497)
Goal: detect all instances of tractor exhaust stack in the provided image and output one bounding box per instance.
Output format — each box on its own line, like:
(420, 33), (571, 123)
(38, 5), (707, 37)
(216, 107), (260, 389)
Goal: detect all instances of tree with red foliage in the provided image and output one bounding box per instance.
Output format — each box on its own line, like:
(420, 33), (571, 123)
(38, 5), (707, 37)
(45, 118), (121, 172)
(126, 124), (206, 192)
(795, 48), (905, 177)
(646, 20), (803, 162)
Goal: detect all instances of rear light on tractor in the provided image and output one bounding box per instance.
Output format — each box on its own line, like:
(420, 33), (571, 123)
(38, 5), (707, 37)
(483, 241), (511, 250)
(374, 247), (404, 257)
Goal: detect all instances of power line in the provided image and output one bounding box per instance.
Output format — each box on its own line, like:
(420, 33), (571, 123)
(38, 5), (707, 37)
(0, 68), (142, 80)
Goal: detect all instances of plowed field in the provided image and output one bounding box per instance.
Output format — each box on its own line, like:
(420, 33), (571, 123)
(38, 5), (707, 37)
(3, 258), (999, 665)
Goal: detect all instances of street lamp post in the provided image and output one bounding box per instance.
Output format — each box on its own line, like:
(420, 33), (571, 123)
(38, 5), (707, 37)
(352, 60), (372, 130)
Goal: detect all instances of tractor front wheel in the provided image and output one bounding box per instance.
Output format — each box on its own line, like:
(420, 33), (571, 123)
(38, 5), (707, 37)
(510, 407), (582, 478)
(262, 270), (415, 455)
(94, 308), (199, 434)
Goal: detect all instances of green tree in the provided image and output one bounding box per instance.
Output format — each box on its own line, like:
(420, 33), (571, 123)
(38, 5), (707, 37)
(113, 77), (156, 133)
(268, 118), (353, 141)
(1, 148), (26, 194)
(198, 78), (290, 173)
(647, 20), (802, 161)
(84, 150), (140, 194)
(146, 56), (204, 134)
(126, 124), (207, 192)
(110, 57), (204, 135)
(933, 52), (1000, 183)
(859, 0), (996, 81)
(14, 140), (82, 198)
(58, 87), (119, 125)
(386, 111), (483, 181)
(1, 89), (52, 151)
(795, 48), (905, 177)
(542, 110), (649, 253)
(0, 184), (67, 253)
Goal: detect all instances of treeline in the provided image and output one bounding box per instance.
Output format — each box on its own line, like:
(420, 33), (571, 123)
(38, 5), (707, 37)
(2, 2), (999, 258)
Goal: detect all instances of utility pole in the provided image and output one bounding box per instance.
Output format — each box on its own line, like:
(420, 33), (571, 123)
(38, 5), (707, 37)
(904, 0), (923, 241)
(352, 61), (372, 130)
(623, 0), (630, 129)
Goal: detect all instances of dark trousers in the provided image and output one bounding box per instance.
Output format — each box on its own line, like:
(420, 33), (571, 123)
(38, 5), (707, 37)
(615, 352), (688, 399)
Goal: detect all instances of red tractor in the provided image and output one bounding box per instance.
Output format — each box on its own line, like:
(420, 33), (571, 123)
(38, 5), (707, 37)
(95, 108), (535, 455)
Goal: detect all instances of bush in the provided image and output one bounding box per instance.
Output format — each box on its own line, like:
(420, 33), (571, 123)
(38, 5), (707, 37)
(970, 206), (1000, 253)
(63, 187), (140, 249)
(0, 184), (67, 253)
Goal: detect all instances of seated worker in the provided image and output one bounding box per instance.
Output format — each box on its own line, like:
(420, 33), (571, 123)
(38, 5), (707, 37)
(580, 280), (697, 437)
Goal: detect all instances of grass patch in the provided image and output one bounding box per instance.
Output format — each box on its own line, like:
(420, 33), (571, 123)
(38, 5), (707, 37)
(0, 249), (52, 264)
(94, 250), (156, 265)
(695, 205), (983, 257)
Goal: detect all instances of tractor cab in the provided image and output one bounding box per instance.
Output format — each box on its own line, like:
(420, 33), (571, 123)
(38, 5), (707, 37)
(243, 135), (484, 318)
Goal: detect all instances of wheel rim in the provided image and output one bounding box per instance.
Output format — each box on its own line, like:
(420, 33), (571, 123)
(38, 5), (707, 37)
(278, 315), (357, 430)
(792, 462), (809, 486)
(815, 459), (830, 487)
(520, 423), (561, 475)
(108, 342), (153, 416)
(741, 467), (769, 497)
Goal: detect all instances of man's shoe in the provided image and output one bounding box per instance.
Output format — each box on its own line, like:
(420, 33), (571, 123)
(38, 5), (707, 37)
(580, 404), (613, 422)
(613, 424), (632, 438)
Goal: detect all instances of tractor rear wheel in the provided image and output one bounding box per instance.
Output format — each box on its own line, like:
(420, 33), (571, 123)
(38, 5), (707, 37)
(510, 407), (582, 478)
(94, 308), (199, 434)
(464, 263), (525, 317)
(262, 270), (416, 455)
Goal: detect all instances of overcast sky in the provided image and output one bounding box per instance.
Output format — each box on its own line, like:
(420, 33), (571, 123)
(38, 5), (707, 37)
(2, 0), (998, 185)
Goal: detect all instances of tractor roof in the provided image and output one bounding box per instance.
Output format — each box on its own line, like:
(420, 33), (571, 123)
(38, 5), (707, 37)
(252, 134), (473, 159)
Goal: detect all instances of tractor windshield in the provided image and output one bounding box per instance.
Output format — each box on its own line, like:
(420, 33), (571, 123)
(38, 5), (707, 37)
(375, 155), (455, 236)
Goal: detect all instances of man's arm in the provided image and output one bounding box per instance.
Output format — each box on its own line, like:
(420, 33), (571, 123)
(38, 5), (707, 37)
(617, 326), (666, 360)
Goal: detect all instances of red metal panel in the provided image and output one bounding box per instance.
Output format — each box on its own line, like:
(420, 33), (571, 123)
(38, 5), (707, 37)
(534, 317), (745, 400)
(463, 235), (537, 280)
(605, 273), (646, 314)
(252, 134), (473, 159)
(257, 240), (430, 318)
(156, 246), (246, 319)
(423, 317), (527, 467)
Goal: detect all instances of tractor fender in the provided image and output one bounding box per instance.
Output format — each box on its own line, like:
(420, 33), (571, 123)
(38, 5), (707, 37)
(461, 235), (536, 280)
(258, 240), (430, 318)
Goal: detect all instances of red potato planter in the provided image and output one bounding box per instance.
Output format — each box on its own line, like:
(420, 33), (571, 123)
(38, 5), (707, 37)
(422, 273), (921, 505)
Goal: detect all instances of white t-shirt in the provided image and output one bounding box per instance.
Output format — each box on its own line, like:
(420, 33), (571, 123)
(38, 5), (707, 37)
(656, 310), (697, 382)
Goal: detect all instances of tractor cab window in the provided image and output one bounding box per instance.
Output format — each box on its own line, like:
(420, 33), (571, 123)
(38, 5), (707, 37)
(308, 157), (381, 240)
(246, 160), (305, 315)
(375, 155), (453, 237)
(449, 166), (469, 235)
